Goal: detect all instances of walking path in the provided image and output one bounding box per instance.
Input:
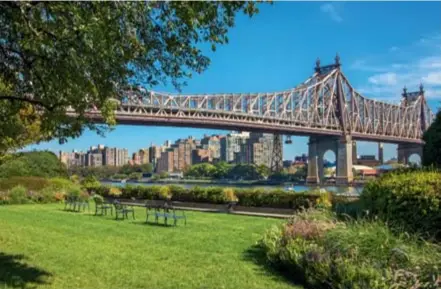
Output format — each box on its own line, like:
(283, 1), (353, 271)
(121, 201), (292, 219)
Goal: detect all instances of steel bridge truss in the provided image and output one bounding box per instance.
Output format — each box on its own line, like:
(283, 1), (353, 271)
(81, 63), (434, 144)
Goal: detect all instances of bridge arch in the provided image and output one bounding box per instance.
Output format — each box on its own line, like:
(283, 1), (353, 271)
(408, 153), (422, 167)
(397, 143), (423, 166)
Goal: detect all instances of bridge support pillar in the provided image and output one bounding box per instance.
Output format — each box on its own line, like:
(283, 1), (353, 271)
(306, 135), (353, 185)
(397, 143), (423, 165)
(335, 135), (354, 185)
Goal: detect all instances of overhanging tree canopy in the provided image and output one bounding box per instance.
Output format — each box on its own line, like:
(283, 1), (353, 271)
(0, 1), (259, 153)
(423, 109), (441, 168)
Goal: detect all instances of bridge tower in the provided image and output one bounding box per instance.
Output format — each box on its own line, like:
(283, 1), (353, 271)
(271, 134), (283, 173)
(306, 55), (354, 185)
(397, 85), (425, 165)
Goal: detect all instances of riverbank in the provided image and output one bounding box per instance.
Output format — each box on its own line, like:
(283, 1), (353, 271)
(101, 178), (367, 187)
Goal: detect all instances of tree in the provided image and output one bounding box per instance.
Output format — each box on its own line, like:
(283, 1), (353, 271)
(0, 151), (67, 178)
(256, 164), (270, 179)
(185, 163), (216, 178)
(0, 2), (259, 154)
(423, 109), (441, 168)
(81, 175), (100, 193)
(213, 161), (232, 179)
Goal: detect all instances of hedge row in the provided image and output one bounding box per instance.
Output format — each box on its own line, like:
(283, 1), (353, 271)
(95, 184), (331, 210)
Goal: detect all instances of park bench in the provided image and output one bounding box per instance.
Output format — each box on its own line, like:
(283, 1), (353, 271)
(113, 200), (135, 220)
(64, 196), (89, 212)
(145, 201), (187, 226)
(94, 197), (113, 216)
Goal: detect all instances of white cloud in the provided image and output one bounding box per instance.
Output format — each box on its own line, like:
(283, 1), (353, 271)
(389, 46), (399, 52)
(423, 72), (441, 85)
(351, 34), (441, 100)
(368, 72), (398, 85)
(418, 56), (441, 69)
(320, 3), (343, 23)
(425, 89), (441, 99)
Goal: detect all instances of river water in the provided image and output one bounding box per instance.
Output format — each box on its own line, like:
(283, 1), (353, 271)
(101, 181), (363, 195)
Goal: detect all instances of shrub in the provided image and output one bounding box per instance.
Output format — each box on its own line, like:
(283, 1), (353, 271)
(361, 170), (441, 240)
(109, 187), (122, 197)
(9, 185), (29, 204)
(223, 188), (238, 203)
(0, 151), (68, 178)
(0, 191), (10, 204)
(66, 186), (82, 198)
(159, 186), (172, 200)
(0, 176), (50, 191)
(81, 175), (101, 193)
(91, 194), (104, 203)
(260, 210), (441, 289)
(93, 184), (332, 209)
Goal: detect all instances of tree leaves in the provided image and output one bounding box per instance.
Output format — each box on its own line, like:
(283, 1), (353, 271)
(0, 1), (259, 153)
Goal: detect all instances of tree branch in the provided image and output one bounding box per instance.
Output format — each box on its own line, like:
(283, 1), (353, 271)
(0, 95), (55, 111)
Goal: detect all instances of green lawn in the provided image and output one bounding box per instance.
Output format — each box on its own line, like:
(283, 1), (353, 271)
(0, 204), (300, 289)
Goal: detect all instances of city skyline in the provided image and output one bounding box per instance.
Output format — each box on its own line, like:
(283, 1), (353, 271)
(24, 2), (441, 162)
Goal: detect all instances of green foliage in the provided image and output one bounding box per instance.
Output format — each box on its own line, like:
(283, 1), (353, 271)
(423, 110), (441, 168)
(9, 185), (28, 204)
(0, 1), (259, 152)
(81, 175), (101, 193)
(360, 170), (441, 240)
(0, 151), (67, 178)
(0, 177), (77, 205)
(223, 188), (238, 202)
(260, 210), (441, 289)
(0, 176), (50, 191)
(213, 161), (232, 178)
(128, 172), (142, 180)
(97, 184), (327, 209)
(185, 163), (216, 178)
(159, 186), (172, 200)
(91, 194), (104, 204)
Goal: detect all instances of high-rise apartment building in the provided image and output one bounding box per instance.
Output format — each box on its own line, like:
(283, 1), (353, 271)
(103, 147), (115, 166)
(115, 148), (128, 166)
(173, 137), (196, 171)
(132, 152), (141, 165)
(201, 135), (221, 161)
(220, 131), (250, 163)
(87, 152), (103, 167)
(149, 145), (162, 168)
(192, 148), (211, 164)
(156, 150), (174, 173)
(139, 149), (149, 164)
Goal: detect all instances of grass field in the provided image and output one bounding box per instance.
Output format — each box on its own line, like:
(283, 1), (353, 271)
(0, 204), (301, 289)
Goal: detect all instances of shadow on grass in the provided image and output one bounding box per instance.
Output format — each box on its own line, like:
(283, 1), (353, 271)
(0, 252), (51, 289)
(243, 244), (309, 289)
(131, 221), (177, 228)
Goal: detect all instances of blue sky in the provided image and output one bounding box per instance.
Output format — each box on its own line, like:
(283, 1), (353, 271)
(26, 2), (441, 162)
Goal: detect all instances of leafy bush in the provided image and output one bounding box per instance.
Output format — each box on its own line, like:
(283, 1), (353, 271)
(9, 185), (29, 204)
(0, 191), (10, 204)
(361, 170), (441, 240)
(81, 175), (101, 193)
(260, 210), (441, 289)
(91, 194), (104, 203)
(0, 151), (68, 178)
(223, 188), (238, 202)
(109, 187), (122, 197)
(0, 176), (50, 191)
(159, 186), (172, 200)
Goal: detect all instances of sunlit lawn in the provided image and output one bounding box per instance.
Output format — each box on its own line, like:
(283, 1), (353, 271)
(0, 204), (301, 289)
